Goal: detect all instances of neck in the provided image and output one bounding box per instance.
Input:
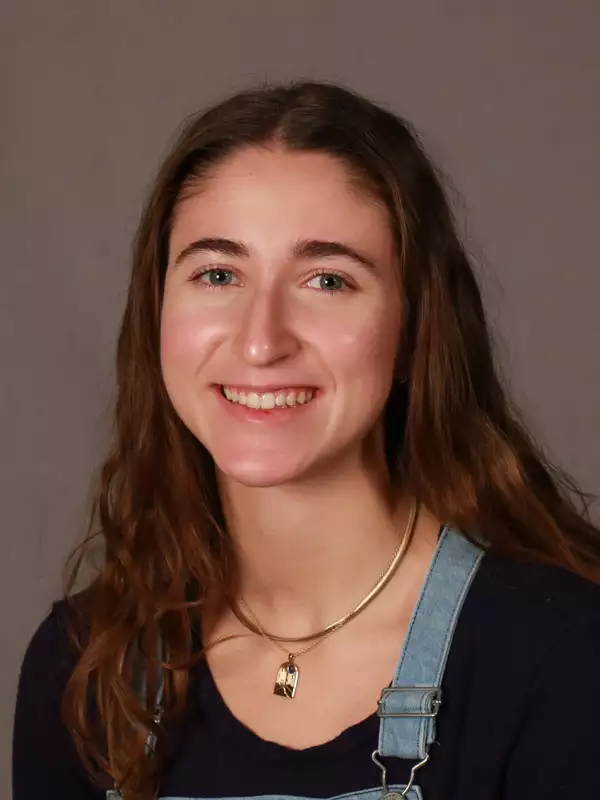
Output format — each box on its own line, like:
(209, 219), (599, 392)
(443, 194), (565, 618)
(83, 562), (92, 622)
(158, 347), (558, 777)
(217, 457), (416, 638)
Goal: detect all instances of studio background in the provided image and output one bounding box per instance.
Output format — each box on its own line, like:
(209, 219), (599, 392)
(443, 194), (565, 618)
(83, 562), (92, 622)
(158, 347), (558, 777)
(1, 1), (599, 794)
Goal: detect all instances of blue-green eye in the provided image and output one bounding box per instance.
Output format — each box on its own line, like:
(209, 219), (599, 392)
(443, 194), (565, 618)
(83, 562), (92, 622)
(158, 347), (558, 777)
(196, 268), (237, 287)
(306, 272), (349, 292)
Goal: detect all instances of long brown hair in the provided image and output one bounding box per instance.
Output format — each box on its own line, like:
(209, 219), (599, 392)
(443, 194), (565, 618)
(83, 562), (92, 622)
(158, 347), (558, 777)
(63, 80), (599, 797)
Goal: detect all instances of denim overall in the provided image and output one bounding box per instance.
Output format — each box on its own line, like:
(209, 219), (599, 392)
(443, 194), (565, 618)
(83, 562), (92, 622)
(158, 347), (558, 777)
(109, 527), (483, 800)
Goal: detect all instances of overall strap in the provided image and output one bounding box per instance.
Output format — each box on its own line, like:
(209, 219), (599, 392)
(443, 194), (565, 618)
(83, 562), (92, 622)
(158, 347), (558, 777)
(377, 527), (483, 762)
(139, 633), (167, 757)
(106, 635), (167, 799)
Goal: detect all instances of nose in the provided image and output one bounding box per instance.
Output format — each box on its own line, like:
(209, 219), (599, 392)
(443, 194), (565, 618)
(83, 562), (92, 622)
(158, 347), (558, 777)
(232, 284), (300, 366)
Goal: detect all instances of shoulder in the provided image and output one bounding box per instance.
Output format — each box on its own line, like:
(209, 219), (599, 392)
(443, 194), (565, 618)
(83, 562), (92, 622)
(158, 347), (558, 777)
(448, 546), (600, 695)
(18, 596), (86, 692)
(473, 551), (600, 682)
(473, 549), (600, 630)
(436, 547), (600, 794)
(470, 555), (600, 794)
(13, 596), (103, 799)
(15, 597), (87, 741)
(445, 545), (600, 695)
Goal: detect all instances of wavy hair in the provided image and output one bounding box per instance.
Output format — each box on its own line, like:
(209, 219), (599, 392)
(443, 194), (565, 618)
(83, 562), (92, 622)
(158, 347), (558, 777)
(62, 80), (599, 797)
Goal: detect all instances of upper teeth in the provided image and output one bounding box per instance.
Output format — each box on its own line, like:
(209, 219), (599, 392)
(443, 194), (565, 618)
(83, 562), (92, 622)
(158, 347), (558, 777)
(222, 387), (315, 409)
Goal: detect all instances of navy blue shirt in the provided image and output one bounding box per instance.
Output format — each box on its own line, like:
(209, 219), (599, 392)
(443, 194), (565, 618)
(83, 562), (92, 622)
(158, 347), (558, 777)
(13, 551), (600, 799)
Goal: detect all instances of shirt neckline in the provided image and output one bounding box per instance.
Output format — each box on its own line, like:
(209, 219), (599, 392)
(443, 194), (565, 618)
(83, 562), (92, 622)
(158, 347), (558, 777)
(187, 523), (449, 765)
(190, 652), (381, 765)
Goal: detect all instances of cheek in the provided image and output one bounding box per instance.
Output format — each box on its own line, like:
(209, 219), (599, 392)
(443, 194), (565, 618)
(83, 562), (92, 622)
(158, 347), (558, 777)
(160, 300), (222, 379)
(332, 313), (401, 396)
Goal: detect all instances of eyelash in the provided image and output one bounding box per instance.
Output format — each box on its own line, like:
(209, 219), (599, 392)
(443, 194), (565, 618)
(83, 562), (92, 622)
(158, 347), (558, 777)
(189, 266), (355, 295)
(307, 268), (353, 295)
(188, 267), (235, 288)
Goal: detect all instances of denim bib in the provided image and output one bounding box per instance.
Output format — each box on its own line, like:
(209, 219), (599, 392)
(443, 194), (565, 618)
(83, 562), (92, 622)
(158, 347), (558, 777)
(109, 526), (483, 800)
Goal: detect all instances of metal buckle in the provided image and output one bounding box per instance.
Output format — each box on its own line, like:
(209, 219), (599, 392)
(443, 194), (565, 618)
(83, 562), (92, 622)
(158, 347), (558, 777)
(372, 749), (430, 798)
(377, 686), (441, 719)
(144, 706), (164, 757)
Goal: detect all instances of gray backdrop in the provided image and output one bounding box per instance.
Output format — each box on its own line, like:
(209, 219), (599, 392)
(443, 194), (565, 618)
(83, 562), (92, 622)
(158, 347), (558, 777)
(2, 1), (599, 794)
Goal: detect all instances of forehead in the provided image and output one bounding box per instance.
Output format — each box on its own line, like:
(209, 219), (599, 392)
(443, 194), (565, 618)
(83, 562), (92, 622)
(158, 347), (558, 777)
(170, 146), (394, 252)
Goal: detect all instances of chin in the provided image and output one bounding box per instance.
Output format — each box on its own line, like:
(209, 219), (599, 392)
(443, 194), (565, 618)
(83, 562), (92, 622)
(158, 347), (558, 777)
(213, 451), (314, 489)
(219, 465), (304, 489)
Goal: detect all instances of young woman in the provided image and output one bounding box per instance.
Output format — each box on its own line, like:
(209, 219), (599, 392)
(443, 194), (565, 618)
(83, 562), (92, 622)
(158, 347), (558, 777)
(13, 81), (600, 800)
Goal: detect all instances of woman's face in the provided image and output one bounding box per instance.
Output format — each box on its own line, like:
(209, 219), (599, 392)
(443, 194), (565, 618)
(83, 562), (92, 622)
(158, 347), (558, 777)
(161, 146), (403, 487)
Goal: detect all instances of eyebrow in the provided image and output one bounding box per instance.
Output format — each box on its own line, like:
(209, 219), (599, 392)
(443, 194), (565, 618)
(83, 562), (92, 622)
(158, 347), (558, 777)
(173, 237), (379, 273)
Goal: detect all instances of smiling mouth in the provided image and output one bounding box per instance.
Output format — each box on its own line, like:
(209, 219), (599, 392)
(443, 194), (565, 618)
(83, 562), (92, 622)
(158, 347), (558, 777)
(220, 386), (317, 410)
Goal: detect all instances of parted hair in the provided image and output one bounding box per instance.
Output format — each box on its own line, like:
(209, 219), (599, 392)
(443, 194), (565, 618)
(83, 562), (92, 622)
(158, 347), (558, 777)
(62, 80), (599, 798)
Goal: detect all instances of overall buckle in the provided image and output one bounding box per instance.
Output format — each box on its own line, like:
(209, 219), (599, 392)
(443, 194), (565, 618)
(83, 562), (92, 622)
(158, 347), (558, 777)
(377, 686), (441, 719)
(373, 686), (442, 797)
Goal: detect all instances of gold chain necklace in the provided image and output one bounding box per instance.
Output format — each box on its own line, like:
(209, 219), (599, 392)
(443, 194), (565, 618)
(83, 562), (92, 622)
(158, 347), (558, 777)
(235, 499), (418, 698)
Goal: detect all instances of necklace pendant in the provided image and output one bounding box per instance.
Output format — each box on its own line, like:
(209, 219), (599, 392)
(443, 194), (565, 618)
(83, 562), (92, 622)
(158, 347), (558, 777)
(274, 658), (299, 698)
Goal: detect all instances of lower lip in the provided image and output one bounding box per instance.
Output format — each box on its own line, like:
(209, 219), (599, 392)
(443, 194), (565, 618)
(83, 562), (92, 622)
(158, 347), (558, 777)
(212, 386), (319, 424)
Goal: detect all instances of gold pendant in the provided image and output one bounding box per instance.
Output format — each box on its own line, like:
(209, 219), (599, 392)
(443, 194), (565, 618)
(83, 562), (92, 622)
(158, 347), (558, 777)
(274, 658), (299, 698)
